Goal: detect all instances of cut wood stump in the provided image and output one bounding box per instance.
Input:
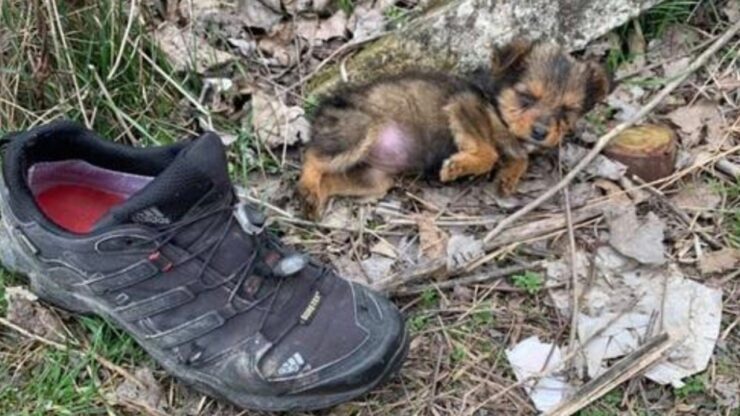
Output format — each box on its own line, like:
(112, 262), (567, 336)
(604, 124), (678, 182)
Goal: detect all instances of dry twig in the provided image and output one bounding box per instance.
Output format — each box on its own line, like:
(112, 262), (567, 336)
(545, 333), (674, 416)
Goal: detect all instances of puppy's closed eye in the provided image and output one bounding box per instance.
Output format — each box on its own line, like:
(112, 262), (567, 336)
(517, 91), (537, 108)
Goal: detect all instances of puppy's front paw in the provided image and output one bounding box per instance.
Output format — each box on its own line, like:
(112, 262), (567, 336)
(495, 173), (519, 197)
(440, 158), (466, 182)
(297, 184), (325, 221)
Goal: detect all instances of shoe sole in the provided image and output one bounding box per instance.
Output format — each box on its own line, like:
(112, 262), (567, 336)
(0, 187), (409, 412)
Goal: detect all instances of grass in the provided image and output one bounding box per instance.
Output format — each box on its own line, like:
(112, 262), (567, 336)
(511, 271), (543, 295)
(0, 0), (738, 414)
(604, 0), (702, 72)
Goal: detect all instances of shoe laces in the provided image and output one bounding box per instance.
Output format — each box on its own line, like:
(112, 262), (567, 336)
(124, 189), (327, 350)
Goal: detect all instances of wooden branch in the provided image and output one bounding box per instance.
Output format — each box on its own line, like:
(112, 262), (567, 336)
(390, 262), (543, 295)
(545, 332), (674, 416)
(483, 19), (740, 244)
(484, 205), (603, 251)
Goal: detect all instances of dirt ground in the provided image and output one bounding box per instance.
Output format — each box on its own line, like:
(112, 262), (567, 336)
(0, 0), (738, 415)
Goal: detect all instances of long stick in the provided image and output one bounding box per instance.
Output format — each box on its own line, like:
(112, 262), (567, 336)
(483, 19), (740, 243)
(545, 333), (674, 416)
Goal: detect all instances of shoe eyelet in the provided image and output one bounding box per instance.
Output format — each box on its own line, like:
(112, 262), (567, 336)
(114, 292), (130, 306)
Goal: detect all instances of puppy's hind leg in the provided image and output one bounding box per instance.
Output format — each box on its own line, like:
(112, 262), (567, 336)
(439, 93), (500, 182)
(298, 149), (330, 220)
(321, 166), (394, 202)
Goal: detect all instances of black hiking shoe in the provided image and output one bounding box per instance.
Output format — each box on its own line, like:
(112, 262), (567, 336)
(0, 121), (407, 412)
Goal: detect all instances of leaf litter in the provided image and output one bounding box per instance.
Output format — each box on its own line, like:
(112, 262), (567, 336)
(45, 1), (740, 414)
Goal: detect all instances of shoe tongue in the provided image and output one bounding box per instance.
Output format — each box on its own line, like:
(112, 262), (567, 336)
(94, 132), (231, 230)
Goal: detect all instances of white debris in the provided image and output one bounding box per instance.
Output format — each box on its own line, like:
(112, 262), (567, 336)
(546, 246), (723, 388)
(505, 336), (572, 412)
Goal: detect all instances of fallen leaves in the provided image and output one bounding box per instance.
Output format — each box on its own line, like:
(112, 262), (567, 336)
(665, 102), (726, 148)
(106, 367), (166, 414)
(607, 206), (667, 265)
(415, 214), (448, 260)
(295, 10), (350, 42)
(4, 286), (66, 343)
(252, 91), (311, 148)
(152, 23), (234, 73)
(349, 4), (386, 40)
(670, 180), (721, 213)
(699, 248), (740, 275)
(240, 0), (283, 31)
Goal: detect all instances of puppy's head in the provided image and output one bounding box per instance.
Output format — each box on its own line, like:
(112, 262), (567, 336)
(490, 39), (610, 148)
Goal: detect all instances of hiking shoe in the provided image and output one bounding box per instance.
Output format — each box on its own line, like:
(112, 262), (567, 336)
(0, 121), (408, 412)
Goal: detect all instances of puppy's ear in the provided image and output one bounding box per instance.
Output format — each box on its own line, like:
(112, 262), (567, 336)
(583, 61), (611, 112)
(491, 38), (533, 78)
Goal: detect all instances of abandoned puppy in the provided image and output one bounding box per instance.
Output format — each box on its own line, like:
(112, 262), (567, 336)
(298, 39), (611, 219)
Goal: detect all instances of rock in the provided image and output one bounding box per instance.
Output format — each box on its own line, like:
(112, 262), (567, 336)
(309, 0), (663, 93)
(603, 124), (678, 182)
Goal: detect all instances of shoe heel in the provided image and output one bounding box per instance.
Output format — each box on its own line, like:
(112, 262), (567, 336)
(0, 217), (30, 275)
(28, 273), (93, 314)
(0, 198), (92, 315)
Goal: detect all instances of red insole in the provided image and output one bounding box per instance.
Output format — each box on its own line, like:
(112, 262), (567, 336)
(36, 185), (125, 234)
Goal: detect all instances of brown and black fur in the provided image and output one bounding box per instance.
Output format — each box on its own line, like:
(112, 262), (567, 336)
(298, 39), (611, 219)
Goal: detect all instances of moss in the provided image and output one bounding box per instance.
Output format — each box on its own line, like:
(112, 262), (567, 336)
(308, 35), (458, 94)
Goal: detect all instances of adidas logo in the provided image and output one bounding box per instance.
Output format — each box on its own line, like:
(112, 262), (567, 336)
(277, 352), (305, 376)
(131, 207), (171, 225)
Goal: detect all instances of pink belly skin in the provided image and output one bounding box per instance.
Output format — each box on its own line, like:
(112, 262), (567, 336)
(367, 124), (413, 173)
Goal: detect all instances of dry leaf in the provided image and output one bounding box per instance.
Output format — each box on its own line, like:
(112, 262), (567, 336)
(256, 23), (297, 66)
(5, 286), (66, 343)
(152, 23), (234, 73)
(107, 367), (164, 411)
(699, 248), (740, 275)
(284, 0), (332, 15)
(228, 38), (257, 56)
(714, 376), (740, 409)
(446, 234), (483, 271)
(296, 11), (349, 42)
(670, 181), (721, 213)
(360, 256), (395, 284)
(178, 0), (220, 21)
(252, 91), (311, 148)
(370, 239), (398, 259)
(562, 144), (627, 180)
(665, 102), (725, 148)
(239, 0), (282, 30)
(414, 214), (448, 260)
(607, 206), (666, 265)
(349, 4), (385, 40)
